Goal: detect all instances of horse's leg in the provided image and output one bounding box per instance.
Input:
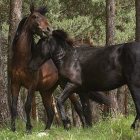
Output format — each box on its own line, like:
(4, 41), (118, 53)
(69, 93), (85, 127)
(79, 93), (92, 127)
(57, 82), (78, 130)
(40, 89), (54, 130)
(25, 86), (36, 133)
(127, 84), (140, 129)
(11, 83), (20, 132)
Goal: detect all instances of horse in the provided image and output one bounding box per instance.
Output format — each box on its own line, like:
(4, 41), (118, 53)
(9, 5), (84, 133)
(9, 5), (111, 133)
(9, 5), (57, 133)
(28, 29), (140, 130)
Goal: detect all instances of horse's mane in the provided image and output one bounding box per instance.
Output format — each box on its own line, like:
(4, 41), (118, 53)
(52, 30), (75, 52)
(12, 6), (48, 52)
(52, 30), (97, 51)
(12, 17), (28, 52)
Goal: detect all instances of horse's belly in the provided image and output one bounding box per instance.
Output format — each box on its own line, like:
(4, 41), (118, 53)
(36, 61), (58, 91)
(36, 71), (58, 91)
(85, 70), (125, 91)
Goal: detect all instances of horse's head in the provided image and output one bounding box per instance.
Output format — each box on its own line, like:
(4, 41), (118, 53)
(27, 4), (53, 38)
(28, 30), (74, 71)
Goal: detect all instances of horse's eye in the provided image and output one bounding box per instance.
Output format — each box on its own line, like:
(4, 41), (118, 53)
(32, 15), (38, 19)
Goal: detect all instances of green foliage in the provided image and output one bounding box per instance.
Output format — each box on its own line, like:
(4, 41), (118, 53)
(0, 0), (9, 22)
(51, 16), (94, 39)
(115, 2), (135, 44)
(0, 115), (139, 140)
(13, 0), (136, 46)
(45, 0), (135, 46)
(1, 22), (9, 39)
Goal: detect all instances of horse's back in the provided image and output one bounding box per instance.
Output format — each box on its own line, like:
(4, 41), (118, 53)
(77, 44), (125, 91)
(80, 42), (140, 91)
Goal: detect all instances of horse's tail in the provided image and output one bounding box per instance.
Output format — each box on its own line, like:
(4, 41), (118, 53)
(89, 91), (112, 106)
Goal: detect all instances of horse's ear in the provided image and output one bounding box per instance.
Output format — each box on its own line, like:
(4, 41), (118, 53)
(30, 3), (35, 13)
(35, 6), (48, 16)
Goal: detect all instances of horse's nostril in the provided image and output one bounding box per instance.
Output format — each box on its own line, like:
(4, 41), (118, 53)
(47, 27), (50, 32)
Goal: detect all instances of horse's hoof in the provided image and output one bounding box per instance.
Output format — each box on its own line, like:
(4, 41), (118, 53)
(26, 125), (32, 134)
(65, 123), (71, 130)
(134, 120), (140, 131)
(82, 124), (85, 128)
(26, 129), (32, 134)
(44, 127), (50, 132)
(88, 123), (92, 127)
(131, 123), (135, 129)
(11, 127), (16, 132)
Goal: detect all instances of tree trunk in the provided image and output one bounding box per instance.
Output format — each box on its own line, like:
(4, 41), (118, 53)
(71, 103), (81, 126)
(124, 85), (129, 117)
(8, 0), (23, 118)
(105, 0), (116, 117)
(17, 92), (25, 120)
(0, 18), (10, 124)
(106, 0), (126, 117)
(89, 100), (99, 123)
(117, 86), (126, 114)
(17, 88), (27, 121)
(52, 95), (61, 126)
(106, 0), (115, 46)
(135, 0), (140, 42)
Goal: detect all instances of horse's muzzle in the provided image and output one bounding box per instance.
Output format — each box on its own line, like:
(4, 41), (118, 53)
(42, 26), (53, 38)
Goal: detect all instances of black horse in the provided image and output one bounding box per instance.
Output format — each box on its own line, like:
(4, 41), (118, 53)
(28, 30), (139, 130)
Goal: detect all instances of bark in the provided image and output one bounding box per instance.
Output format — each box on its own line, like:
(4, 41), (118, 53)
(17, 92), (25, 120)
(135, 0), (140, 42)
(106, 0), (115, 46)
(110, 90), (118, 116)
(17, 88), (27, 120)
(117, 86), (126, 114)
(8, 0), (24, 119)
(0, 19), (10, 124)
(89, 100), (99, 123)
(71, 103), (81, 126)
(105, 0), (116, 117)
(124, 85), (129, 117)
(106, 0), (126, 117)
(52, 95), (61, 126)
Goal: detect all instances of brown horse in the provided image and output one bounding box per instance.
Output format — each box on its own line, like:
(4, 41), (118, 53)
(9, 5), (85, 133)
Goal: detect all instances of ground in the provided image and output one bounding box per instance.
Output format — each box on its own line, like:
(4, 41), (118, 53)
(0, 115), (139, 140)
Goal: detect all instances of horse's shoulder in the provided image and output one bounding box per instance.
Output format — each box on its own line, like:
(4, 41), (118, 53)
(60, 56), (82, 86)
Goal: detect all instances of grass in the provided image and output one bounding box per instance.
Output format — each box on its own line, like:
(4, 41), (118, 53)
(1, 115), (140, 140)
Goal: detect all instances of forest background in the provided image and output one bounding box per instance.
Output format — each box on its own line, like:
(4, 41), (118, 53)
(0, 0), (137, 135)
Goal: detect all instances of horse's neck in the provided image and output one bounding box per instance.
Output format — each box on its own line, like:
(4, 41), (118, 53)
(11, 28), (33, 69)
(51, 44), (69, 70)
(14, 28), (32, 58)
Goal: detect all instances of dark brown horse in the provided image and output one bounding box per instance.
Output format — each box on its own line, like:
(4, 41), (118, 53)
(9, 5), (85, 133)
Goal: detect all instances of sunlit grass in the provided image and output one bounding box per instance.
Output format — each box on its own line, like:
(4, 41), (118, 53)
(0, 115), (140, 140)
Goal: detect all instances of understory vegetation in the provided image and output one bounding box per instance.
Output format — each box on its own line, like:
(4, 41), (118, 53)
(1, 115), (140, 140)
